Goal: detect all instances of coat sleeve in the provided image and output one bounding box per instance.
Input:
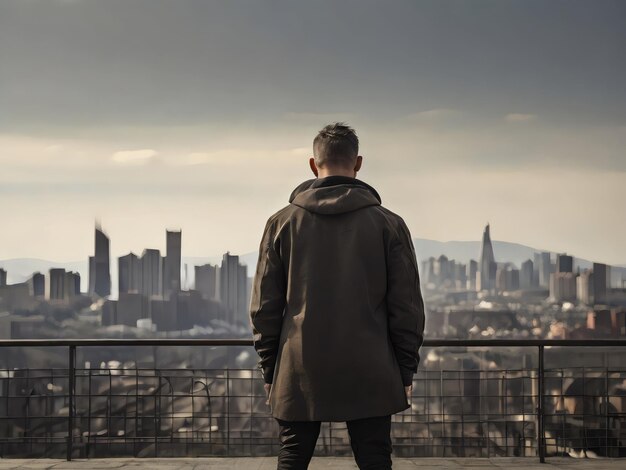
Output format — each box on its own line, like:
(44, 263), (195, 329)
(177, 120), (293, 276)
(249, 216), (287, 385)
(386, 217), (426, 386)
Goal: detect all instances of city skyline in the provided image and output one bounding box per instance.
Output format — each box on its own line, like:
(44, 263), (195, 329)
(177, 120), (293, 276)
(2, 221), (625, 298)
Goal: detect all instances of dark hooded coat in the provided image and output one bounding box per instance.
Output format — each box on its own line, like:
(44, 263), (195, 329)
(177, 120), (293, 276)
(249, 175), (425, 421)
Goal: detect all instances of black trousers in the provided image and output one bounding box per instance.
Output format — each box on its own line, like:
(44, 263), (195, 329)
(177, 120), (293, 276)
(275, 414), (392, 470)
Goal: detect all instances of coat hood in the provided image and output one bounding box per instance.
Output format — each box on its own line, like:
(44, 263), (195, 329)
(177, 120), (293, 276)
(289, 175), (382, 215)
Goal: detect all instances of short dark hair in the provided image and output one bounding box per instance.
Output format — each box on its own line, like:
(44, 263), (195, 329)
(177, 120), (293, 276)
(313, 122), (359, 168)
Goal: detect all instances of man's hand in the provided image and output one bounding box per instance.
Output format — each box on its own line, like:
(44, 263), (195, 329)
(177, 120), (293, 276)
(264, 383), (272, 405)
(405, 385), (412, 404)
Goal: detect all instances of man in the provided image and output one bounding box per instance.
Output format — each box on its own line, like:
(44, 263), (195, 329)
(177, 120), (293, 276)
(249, 122), (425, 470)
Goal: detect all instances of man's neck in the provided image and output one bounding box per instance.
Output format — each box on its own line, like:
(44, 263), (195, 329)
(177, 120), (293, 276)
(317, 169), (356, 178)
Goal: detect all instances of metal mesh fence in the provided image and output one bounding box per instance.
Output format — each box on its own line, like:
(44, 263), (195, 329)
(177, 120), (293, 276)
(0, 362), (624, 458)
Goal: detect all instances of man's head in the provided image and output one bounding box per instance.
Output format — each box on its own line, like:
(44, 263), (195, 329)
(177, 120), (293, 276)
(310, 122), (363, 178)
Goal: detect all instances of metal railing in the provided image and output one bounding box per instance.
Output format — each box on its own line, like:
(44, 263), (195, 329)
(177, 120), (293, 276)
(0, 339), (624, 461)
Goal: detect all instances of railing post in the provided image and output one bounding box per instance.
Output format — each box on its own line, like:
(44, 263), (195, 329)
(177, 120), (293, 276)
(538, 344), (545, 463)
(67, 344), (76, 461)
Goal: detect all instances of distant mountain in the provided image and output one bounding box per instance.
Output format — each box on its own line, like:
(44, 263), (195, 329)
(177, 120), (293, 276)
(2, 239), (624, 292)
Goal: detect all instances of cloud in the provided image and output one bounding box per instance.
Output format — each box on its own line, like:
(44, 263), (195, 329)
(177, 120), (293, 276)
(505, 113), (537, 123)
(111, 149), (157, 165)
(406, 109), (463, 122)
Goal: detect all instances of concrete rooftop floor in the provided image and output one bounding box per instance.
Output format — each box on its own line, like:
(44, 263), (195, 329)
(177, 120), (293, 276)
(0, 458), (623, 469)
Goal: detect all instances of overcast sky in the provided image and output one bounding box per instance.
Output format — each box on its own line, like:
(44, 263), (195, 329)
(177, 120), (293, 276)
(1, 0), (625, 266)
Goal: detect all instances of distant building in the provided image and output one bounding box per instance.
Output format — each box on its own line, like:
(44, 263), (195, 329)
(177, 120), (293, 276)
(592, 262), (609, 304)
(64, 271), (81, 298)
(452, 262), (467, 289)
(423, 257), (436, 287)
(466, 260), (478, 291)
(556, 253), (573, 273)
(48, 268), (80, 301)
(0, 283), (32, 310)
(48, 268), (66, 300)
(195, 263), (219, 301)
(534, 251), (551, 288)
(140, 249), (163, 298)
(434, 255), (449, 287)
(119, 252), (140, 294)
(163, 229), (182, 299)
(0, 268), (6, 287)
(506, 266), (520, 291)
(116, 292), (147, 327)
(520, 259), (534, 289)
(88, 224), (111, 297)
(219, 252), (249, 326)
(576, 269), (594, 305)
(28, 272), (45, 298)
(495, 265), (520, 292)
(550, 272), (577, 302)
(587, 307), (626, 338)
(478, 224), (497, 292)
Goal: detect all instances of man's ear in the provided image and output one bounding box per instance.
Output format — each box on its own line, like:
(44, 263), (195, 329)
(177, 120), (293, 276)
(354, 155), (363, 172)
(309, 157), (319, 177)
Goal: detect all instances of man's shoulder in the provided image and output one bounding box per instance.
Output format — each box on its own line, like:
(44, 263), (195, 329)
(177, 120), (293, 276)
(265, 203), (406, 229)
(372, 205), (409, 231)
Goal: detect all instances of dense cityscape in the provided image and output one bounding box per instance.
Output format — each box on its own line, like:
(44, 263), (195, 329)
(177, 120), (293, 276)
(0, 222), (624, 341)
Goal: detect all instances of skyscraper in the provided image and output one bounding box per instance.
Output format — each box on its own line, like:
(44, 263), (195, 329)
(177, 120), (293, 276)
(163, 229), (182, 299)
(534, 251), (551, 288)
(195, 263), (219, 300)
(593, 262), (609, 304)
(466, 259), (478, 291)
(89, 224), (111, 297)
(48, 268), (66, 300)
(219, 252), (249, 326)
(550, 272), (577, 302)
(28, 272), (45, 298)
(478, 223), (497, 292)
(556, 253), (574, 273)
(577, 269), (594, 305)
(520, 259), (534, 289)
(140, 249), (163, 298)
(119, 252), (140, 294)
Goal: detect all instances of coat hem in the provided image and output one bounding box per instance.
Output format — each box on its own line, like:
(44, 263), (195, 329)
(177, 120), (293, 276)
(270, 401), (410, 422)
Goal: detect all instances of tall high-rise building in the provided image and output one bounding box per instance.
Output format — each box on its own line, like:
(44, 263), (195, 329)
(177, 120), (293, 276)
(434, 255), (449, 287)
(119, 252), (140, 294)
(466, 260), (478, 291)
(48, 268), (66, 300)
(422, 257), (436, 286)
(556, 253), (574, 273)
(89, 224), (111, 297)
(163, 229), (182, 299)
(534, 252), (551, 288)
(478, 223), (497, 292)
(0, 268), (6, 287)
(593, 262), (609, 304)
(65, 271), (81, 298)
(195, 263), (219, 300)
(219, 252), (249, 326)
(520, 259), (534, 289)
(28, 272), (45, 298)
(140, 249), (163, 298)
(550, 272), (577, 302)
(577, 269), (594, 305)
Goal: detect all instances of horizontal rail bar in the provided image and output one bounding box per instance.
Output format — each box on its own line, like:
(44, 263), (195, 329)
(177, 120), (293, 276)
(0, 338), (625, 347)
